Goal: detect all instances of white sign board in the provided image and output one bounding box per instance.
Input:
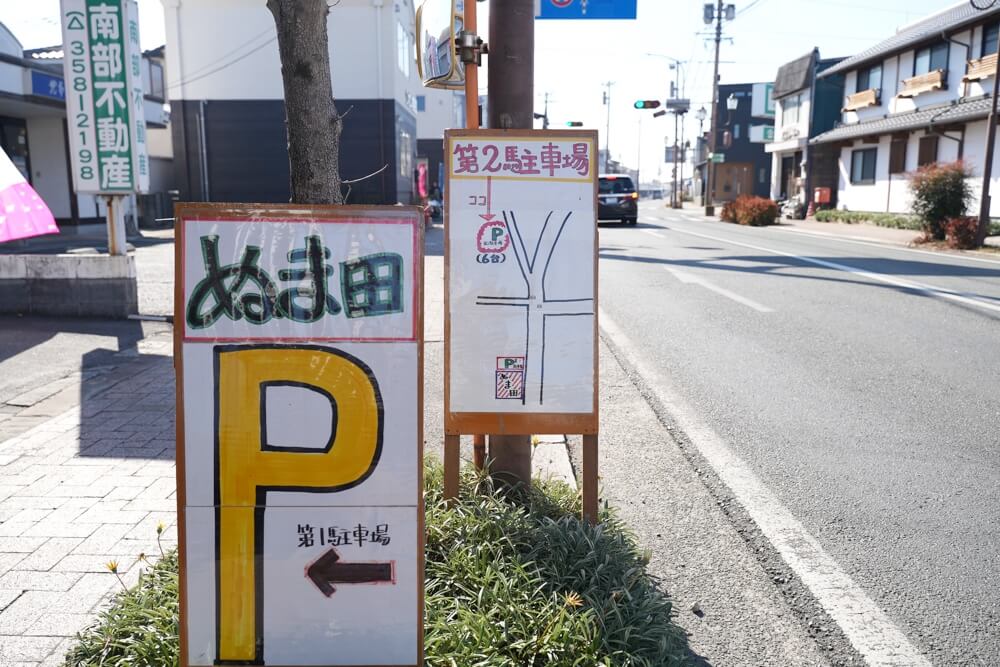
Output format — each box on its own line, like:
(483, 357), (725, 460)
(60, 0), (149, 194)
(752, 82), (776, 118)
(444, 130), (598, 434)
(176, 205), (423, 667)
(750, 124), (775, 143)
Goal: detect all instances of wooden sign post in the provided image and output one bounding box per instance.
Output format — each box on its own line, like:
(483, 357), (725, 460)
(443, 129), (600, 523)
(174, 204), (424, 666)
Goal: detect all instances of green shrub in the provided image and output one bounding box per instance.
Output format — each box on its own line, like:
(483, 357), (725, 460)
(66, 463), (692, 667)
(813, 209), (923, 230)
(909, 161), (973, 240)
(945, 216), (980, 249)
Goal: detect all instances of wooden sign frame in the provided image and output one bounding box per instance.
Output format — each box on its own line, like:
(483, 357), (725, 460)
(174, 203), (424, 667)
(442, 130), (600, 522)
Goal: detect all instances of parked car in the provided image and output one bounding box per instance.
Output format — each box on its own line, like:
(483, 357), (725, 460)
(598, 174), (638, 225)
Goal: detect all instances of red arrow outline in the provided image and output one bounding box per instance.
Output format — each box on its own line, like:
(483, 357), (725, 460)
(479, 175), (495, 221)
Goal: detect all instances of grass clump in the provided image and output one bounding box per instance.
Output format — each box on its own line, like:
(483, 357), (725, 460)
(65, 551), (179, 666)
(66, 462), (691, 666)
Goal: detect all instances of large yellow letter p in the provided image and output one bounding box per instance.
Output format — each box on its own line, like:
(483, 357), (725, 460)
(214, 345), (382, 664)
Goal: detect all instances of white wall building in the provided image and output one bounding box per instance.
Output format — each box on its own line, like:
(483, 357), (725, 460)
(812, 2), (1000, 216)
(161, 0), (463, 205)
(0, 22), (173, 231)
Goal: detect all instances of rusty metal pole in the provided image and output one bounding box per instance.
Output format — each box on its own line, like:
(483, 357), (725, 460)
(486, 0), (534, 485)
(976, 40), (1000, 245)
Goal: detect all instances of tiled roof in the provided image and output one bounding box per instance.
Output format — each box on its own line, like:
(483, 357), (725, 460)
(819, 2), (1000, 78)
(773, 51), (815, 100)
(810, 97), (992, 144)
(23, 45), (63, 60)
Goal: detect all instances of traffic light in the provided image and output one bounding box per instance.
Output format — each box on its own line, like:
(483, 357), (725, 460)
(634, 100), (661, 109)
(565, 121), (584, 127)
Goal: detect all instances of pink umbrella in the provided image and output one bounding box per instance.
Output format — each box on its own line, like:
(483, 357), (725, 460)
(0, 149), (59, 243)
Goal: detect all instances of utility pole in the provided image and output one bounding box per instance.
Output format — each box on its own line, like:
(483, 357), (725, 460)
(487, 0), (534, 484)
(704, 0), (727, 217)
(603, 81), (614, 172)
(976, 4), (1000, 245)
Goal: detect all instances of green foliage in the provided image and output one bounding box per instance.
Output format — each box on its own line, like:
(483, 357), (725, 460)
(813, 209), (923, 229)
(65, 552), (179, 666)
(719, 195), (778, 226)
(908, 161), (973, 240)
(67, 463), (691, 667)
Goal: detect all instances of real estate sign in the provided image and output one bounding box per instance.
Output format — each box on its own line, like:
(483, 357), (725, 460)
(175, 204), (424, 667)
(59, 0), (149, 194)
(444, 129), (598, 435)
(752, 82), (776, 119)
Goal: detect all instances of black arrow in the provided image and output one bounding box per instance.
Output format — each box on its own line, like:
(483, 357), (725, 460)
(306, 548), (394, 597)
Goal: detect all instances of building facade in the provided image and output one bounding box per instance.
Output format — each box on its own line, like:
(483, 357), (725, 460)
(162, 0), (462, 206)
(0, 23), (171, 229)
(696, 82), (775, 203)
(811, 3), (1000, 215)
(765, 49), (845, 211)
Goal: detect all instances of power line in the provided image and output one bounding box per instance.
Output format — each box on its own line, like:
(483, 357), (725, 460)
(167, 31), (277, 91)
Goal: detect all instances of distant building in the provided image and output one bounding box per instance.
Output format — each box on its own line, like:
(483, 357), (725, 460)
(765, 49), (845, 211)
(695, 82), (775, 204)
(811, 2), (1000, 214)
(162, 0), (463, 206)
(0, 23), (171, 230)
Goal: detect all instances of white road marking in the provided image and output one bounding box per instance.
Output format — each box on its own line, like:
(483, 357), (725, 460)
(599, 309), (932, 667)
(640, 229), (664, 239)
(771, 226), (1000, 267)
(665, 226), (1000, 315)
(664, 266), (774, 313)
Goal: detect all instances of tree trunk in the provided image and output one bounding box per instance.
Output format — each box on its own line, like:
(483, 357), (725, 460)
(266, 0), (343, 204)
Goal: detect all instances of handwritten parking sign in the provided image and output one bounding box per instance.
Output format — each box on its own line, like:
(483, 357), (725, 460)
(175, 204), (423, 667)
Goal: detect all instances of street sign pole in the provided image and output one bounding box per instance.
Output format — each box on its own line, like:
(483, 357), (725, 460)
(104, 196), (127, 256)
(705, 0), (724, 216)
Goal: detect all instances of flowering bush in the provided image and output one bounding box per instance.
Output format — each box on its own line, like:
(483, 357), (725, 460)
(720, 199), (738, 223)
(909, 161), (973, 241)
(718, 196), (778, 226)
(944, 216), (979, 249)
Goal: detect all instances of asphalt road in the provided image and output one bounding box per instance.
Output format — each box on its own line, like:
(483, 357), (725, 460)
(599, 202), (1000, 666)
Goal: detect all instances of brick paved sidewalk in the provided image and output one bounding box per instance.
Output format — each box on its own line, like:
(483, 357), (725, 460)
(0, 342), (177, 666)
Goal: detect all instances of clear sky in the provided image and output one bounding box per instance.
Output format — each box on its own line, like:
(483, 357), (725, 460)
(2, 0), (967, 183)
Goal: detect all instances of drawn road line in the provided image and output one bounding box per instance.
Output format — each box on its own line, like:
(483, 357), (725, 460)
(664, 266), (774, 313)
(664, 226), (1000, 315)
(640, 229), (664, 238)
(599, 308), (932, 667)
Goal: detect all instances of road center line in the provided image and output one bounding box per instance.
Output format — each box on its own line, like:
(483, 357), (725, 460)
(664, 225), (1000, 315)
(664, 266), (774, 313)
(599, 308), (931, 667)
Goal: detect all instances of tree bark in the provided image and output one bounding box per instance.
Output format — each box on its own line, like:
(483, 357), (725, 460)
(266, 0), (343, 204)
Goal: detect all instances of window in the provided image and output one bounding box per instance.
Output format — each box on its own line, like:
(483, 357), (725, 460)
(889, 137), (907, 174)
(918, 134), (939, 166)
(914, 42), (949, 75)
(147, 60), (164, 99)
(983, 23), (999, 57)
(857, 64), (882, 93)
(598, 176), (635, 194)
(397, 23), (412, 77)
(416, 95), (426, 112)
(850, 148), (877, 185)
(782, 94), (800, 125)
(732, 123), (741, 139)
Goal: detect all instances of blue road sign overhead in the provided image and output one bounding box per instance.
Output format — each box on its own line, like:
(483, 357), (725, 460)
(537, 0), (637, 20)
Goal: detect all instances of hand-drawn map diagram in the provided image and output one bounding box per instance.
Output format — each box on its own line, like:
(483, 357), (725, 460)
(446, 131), (598, 417)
